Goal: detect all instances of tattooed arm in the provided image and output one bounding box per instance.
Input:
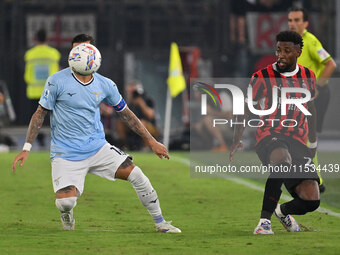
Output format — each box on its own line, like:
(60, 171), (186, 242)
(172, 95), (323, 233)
(116, 106), (169, 159)
(12, 105), (48, 172)
(26, 106), (48, 144)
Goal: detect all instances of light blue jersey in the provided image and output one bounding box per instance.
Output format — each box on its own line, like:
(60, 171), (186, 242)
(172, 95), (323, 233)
(39, 68), (126, 161)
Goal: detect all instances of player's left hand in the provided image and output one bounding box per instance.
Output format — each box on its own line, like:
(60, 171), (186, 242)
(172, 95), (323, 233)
(149, 140), (170, 159)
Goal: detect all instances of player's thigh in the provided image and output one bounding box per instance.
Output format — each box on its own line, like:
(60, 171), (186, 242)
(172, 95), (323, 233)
(56, 185), (77, 198)
(88, 143), (131, 181)
(290, 138), (319, 176)
(52, 157), (88, 196)
(269, 148), (291, 165)
(284, 139), (320, 198)
(256, 134), (291, 166)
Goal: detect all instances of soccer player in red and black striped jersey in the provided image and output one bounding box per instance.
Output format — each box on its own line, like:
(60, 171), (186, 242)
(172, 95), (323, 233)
(230, 31), (320, 234)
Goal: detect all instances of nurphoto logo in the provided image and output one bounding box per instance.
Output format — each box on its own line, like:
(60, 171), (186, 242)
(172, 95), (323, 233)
(194, 81), (311, 128)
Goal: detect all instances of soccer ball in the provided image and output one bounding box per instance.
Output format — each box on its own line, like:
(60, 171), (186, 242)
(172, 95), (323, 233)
(68, 43), (102, 75)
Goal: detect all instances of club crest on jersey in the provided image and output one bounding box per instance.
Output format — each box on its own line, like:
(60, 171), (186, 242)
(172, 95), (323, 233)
(92, 91), (102, 101)
(43, 89), (50, 100)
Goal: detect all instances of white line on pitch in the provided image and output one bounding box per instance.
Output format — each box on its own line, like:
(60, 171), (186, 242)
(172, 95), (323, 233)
(171, 155), (340, 219)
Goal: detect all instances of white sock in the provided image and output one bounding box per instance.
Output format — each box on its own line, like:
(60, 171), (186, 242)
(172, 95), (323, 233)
(259, 218), (271, 224)
(55, 197), (77, 213)
(127, 166), (163, 223)
(275, 204), (285, 217)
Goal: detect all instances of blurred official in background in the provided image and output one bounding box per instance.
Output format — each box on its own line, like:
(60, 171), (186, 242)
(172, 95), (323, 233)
(288, 7), (337, 192)
(24, 29), (60, 146)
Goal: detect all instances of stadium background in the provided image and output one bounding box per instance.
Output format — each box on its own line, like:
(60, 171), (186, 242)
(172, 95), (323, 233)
(1, 0), (339, 145)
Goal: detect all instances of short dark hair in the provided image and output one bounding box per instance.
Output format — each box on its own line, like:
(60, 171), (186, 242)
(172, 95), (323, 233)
(36, 29), (46, 43)
(71, 34), (95, 46)
(288, 6), (309, 22)
(276, 30), (303, 49)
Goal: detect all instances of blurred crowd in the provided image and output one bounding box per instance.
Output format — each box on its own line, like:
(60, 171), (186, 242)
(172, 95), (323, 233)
(0, 0), (337, 152)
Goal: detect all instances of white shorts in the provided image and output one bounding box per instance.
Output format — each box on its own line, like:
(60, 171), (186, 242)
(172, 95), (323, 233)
(51, 143), (130, 195)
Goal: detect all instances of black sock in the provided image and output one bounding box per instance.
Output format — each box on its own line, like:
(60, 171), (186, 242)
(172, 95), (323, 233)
(281, 198), (320, 215)
(260, 177), (283, 219)
(281, 198), (304, 215)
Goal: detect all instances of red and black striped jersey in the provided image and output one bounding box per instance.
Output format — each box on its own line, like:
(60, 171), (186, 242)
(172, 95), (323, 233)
(248, 63), (316, 145)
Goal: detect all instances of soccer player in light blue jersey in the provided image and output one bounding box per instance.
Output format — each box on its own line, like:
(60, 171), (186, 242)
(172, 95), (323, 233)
(12, 34), (181, 233)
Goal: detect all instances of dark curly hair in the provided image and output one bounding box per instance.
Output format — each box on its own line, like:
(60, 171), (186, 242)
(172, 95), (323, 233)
(276, 30), (303, 50)
(71, 34), (95, 46)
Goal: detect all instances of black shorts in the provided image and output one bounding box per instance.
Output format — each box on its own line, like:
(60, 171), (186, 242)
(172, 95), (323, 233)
(256, 133), (320, 197)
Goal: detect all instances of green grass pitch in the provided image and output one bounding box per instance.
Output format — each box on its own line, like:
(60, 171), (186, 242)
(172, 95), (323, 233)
(1, 151), (340, 254)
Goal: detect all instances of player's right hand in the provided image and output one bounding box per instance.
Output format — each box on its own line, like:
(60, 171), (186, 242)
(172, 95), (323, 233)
(229, 141), (243, 162)
(12, 151), (30, 172)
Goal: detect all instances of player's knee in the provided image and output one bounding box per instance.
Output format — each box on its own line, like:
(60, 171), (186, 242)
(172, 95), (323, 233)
(269, 148), (291, 165)
(119, 157), (134, 169)
(56, 185), (78, 197)
(127, 166), (149, 187)
(55, 197), (77, 212)
(303, 199), (320, 213)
